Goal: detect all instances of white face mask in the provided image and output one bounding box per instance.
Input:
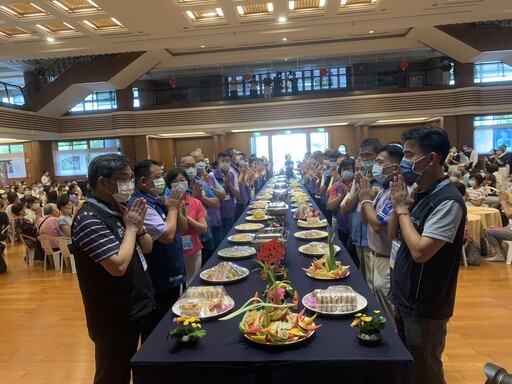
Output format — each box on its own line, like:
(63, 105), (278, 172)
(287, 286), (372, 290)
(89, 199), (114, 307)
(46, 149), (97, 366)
(220, 163), (231, 172)
(196, 162), (206, 173)
(110, 179), (135, 203)
(449, 176), (458, 183)
(469, 180), (476, 187)
(185, 167), (197, 180)
(171, 181), (188, 193)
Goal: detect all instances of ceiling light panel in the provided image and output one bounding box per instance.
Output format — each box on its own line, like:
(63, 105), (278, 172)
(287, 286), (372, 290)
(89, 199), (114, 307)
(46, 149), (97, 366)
(339, 0), (381, 10)
(48, 0), (102, 15)
(184, 8), (226, 24)
(0, 26), (34, 39)
(0, 2), (50, 19)
(34, 21), (81, 35)
(175, 0), (216, 4)
(236, 3), (274, 20)
(81, 17), (127, 32)
(289, 0), (326, 15)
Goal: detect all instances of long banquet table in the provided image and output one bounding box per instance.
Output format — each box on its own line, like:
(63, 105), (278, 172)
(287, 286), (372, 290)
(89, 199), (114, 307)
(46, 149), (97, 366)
(131, 182), (414, 384)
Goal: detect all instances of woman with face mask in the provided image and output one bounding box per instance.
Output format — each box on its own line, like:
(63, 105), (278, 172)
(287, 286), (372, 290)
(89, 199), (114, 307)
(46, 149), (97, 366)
(327, 158), (356, 250)
(166, 168), (207, 287)
(465, 173), (486, 207)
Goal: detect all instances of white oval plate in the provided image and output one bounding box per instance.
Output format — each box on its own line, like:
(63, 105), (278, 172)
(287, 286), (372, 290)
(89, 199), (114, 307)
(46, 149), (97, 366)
(217, 246), (257, 259)
(302, 291), (367, 316)
(298, 242), (341, 256)
(297, 219), (328, 229)
(294, 230), (328, 240)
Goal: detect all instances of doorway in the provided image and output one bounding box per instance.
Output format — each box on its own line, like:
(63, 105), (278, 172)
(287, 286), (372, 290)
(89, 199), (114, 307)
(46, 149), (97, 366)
(271, 133), (307, 176)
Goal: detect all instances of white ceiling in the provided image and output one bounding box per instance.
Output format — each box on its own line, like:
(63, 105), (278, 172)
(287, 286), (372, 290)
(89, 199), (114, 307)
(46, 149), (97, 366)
(0, 0), (511, 87)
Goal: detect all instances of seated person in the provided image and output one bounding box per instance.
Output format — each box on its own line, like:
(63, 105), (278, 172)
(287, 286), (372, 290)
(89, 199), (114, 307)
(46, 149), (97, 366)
(449, 170), (462, 183)
(466, 174), (486, 207)
(11, 202), (38, 248)
(37, 203), (60, 248)
(485, 191), (512, 262)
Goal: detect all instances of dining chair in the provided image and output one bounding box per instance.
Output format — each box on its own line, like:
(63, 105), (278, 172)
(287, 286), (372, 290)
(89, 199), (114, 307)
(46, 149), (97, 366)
(37, 235), (61, 271)
(55, 237), (76, 274)
(19, 234), (36, 266)
(7, 219), (16, 246)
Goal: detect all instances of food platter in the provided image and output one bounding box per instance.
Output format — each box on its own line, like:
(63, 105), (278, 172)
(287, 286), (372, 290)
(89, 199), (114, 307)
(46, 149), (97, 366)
(302, 255), (350, 280)
(250, 201), (269, 209)
(292, 202), (312, 207)
(200, 262), (249, 284)
(297, 219), (328, 229)
(246, 215), (272, 222)
(294, 230), (329, 240)
(302, 287), (367, 316)
(235, 223), (265, 232)
(298, 242), (341, 256)
(227, 233), (255, 243)
(217, 246), (257, 259)
(173, 296), (235, 320)
(243, 329), (315, 347)
(303, 267), (350, 280)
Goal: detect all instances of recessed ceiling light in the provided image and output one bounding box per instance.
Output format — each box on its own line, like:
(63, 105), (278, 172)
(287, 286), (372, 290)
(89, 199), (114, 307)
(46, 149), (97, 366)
(282, 37), (287, 41)
(47, 37), (55, 42)
(284, 58), (288, 61)
(369, 30), (374, 34)
(278, 16), (286, 22)
(200, 45), (205, 48)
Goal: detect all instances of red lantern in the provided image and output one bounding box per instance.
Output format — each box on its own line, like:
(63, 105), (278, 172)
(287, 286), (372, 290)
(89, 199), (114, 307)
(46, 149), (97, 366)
(170, 79), (179, 88)
(319, 68), (328, 76)
(399, 61), (409, 71)
(244, 73), (252, 81)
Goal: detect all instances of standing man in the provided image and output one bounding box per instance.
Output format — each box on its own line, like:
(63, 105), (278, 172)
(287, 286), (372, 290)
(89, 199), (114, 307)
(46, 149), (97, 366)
(130, 159), (188, 338)
(212, 151), (240, 236)
(465, 144), (478, 170)
(41, 170), (51, 187)
(388, 127), (466, 384)
(357, 144), (403, 327)
(340, 138), (382, 278)
(190, 150), (226, 250)
(71, 154), (154, 384)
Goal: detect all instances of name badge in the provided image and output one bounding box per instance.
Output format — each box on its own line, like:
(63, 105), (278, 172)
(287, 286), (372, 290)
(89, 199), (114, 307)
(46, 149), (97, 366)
(182, 235), (193, 251)
(390, 239), (400, 270)
(224, 194), (231, 201)
(135, 243), (148, 271)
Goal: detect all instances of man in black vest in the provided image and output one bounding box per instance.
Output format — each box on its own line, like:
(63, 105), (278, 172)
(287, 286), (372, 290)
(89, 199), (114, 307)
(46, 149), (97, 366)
(71, 154), (155, 384)
(388, 127), (466, 384)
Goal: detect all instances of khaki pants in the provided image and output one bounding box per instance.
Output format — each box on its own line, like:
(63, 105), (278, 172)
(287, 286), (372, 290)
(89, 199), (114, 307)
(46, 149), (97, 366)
(370, 252), (396, 329)
(356, 246), (372, 285)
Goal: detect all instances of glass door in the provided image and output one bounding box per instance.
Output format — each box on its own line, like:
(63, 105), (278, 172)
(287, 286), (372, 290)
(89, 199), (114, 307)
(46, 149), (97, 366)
(271, 133), (307, 176)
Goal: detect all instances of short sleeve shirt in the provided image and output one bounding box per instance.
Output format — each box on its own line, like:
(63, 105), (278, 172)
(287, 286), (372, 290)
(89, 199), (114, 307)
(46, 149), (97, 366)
(367, 188), (393, 256)
(182, 195), (207, 256)
(422, 200), (463, 243)
(144, 205), (168, 242)
(72, 212), (120, 263)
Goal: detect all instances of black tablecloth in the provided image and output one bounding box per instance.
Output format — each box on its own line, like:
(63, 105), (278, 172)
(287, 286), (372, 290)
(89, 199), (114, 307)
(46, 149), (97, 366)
(131, 184), (414, 384)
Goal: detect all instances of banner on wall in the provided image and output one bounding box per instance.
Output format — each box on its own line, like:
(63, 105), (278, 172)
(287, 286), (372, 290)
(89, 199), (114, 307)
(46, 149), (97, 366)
(0, 153), (26, 179)
(53, 149), (121, 176)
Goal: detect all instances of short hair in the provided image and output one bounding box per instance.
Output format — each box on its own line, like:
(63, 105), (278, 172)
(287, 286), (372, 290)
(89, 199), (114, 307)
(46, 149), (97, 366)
(88, 154), (131, 190)
(312, 150), (324, 160)
(134, 159), (161, 183)
(57, 185), (67, 192)
(218, 151), (232, 159)
(471, 173), (484, 185)
(359, 138), (381, 153)
(26, 196), (38, 205)
(165, 168), (189, 188)
(452, 181), (466, 197)
(378, 144), (404, 164)
(401, 126), (450, 165)
(44, 203), (58, 216)
(11, 202), (25, 216)
(57, 194), (71, 210)
(338, 157), (355, 173)
(178, 154), (195, 165)
(449, 170), (462, 178)
(7, 191), (17, 204)
(328, 151), (341, 159)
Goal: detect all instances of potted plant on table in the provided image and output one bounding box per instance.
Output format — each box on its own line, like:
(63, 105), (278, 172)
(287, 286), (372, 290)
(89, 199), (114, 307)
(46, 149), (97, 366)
(167, 316), (206, 344)
(351, 310), (386, 347)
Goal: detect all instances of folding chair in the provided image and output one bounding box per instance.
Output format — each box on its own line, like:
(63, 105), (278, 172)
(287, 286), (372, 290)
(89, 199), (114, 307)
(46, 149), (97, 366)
(55, 237), (76, 274)
(19, 234), (36, 266)
(37, 235), (61, 271)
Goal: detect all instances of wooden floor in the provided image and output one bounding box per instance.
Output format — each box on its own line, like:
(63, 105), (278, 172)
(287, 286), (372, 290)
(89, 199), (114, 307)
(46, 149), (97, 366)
(0, 243), (511, 384)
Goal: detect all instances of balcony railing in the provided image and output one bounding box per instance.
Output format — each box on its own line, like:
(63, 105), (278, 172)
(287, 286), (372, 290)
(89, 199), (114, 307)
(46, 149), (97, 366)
(0, 81), (25, 106)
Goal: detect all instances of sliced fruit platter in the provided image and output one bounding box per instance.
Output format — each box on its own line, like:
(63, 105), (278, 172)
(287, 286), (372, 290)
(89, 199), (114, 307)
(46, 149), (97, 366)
(294, 230), (329, 240)
(217, 246), (257, 259)
(302, 256), (350, 280)
(221, 298), (320, 346)
(297, 219), (328, 228)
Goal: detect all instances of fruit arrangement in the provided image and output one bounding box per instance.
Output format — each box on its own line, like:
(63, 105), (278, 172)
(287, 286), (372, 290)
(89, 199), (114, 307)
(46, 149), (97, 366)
(302, 232), (350, 279)
(294, 205), (321, 220)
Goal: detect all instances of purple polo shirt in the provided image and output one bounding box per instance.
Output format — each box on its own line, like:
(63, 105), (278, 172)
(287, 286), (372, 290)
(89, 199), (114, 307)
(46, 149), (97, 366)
(213, 169), (238, 219)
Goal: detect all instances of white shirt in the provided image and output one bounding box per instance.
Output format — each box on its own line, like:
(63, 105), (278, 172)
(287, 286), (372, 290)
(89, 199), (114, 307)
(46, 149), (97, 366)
(469, 150), (478, 167)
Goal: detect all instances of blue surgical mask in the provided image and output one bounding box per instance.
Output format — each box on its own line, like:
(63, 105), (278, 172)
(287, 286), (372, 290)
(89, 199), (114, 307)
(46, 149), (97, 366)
(185, 167), (197, 180)
(196, 162), (206, 172)
(340, 171), (354, 183)
(171, 181), (188, 192)
(400, 154), (431, 186)
(362, 160), (375, 171)
(372, 164), (395, 185)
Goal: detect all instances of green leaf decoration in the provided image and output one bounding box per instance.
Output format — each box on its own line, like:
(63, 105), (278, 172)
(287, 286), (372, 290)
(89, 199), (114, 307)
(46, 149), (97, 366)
(326, 230), (337, 271)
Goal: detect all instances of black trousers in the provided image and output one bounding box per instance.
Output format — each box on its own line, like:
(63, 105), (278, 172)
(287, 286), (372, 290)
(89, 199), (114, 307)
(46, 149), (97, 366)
(141, 285), (183, 342)
(89, 322), (143, 384)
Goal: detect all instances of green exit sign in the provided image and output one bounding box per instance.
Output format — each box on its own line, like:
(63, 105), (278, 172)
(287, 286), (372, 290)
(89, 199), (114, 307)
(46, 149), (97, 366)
(284, 130), (292, 135)
(253, 132), (261, 137)
(317, 128), (325, 132)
